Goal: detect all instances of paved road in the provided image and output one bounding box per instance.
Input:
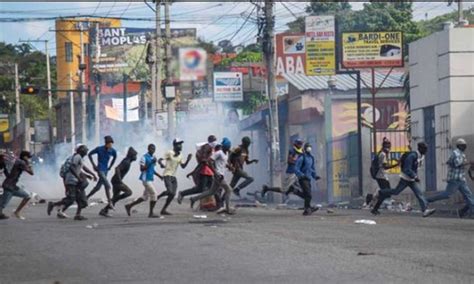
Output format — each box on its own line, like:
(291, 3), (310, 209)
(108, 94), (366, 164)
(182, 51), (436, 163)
(0, 201), (473, 284)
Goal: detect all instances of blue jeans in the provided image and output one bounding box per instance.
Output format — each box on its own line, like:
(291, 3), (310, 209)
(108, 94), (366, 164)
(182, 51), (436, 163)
(0, 185), (31, 209)
(87, 171), (111, 199)
(427, 180), (474, 213)
(379, 179), (428, 212)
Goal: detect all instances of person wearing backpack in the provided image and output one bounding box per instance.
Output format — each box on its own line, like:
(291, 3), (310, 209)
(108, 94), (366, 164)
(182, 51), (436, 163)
(427, 138), (474, 218)
(295, 143), (321, 216)
(371, 142), (436, 217)
(86, 135), (117, 215)
(48, 145), (95, 220)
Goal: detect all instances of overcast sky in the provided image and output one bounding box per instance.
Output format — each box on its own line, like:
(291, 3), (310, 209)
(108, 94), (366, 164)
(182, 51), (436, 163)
(0, 1), (468, 55)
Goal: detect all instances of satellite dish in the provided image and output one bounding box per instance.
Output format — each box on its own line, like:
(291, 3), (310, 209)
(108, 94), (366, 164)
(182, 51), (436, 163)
(234, 46), (244, 54)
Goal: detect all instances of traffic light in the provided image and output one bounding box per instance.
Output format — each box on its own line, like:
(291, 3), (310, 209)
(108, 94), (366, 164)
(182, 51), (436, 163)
(20, 86), (40, 95)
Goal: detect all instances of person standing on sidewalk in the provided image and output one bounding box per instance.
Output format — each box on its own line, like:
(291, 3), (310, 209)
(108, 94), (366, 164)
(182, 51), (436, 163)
(157, 138), (192, 215)
(229, 136), (258, 197)
(427, 138), (474, 218)
(125, 144), (163, 218)
(371, 142), (436, 217)
(87, 135), (117, 215)
(261, 138), (304, 198)
(0, 151), (34, 220)
(295, 143), (320, 216)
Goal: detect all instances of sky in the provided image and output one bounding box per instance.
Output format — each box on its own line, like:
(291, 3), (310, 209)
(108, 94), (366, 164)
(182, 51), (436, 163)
(0, 1), (468, 55)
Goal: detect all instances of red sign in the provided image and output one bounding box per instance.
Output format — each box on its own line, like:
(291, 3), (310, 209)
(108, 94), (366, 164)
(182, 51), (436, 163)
(275, 33), (306, 78)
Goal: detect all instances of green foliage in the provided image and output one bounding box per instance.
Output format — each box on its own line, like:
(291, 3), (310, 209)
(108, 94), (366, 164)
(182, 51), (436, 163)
(418, 7), (474, 36)
(231, 91), (268, 115)
(219, 51), (262, 67)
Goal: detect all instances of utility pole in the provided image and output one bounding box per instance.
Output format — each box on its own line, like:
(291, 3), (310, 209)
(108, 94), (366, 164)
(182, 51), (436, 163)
(155, 0), (163, 124)
(69, 73), (76, 153)
(15, 63), (20, 123)
(79, 23), (87, 143)
(149, 35), (157, 126)
(458, 0), (464, 23)
(164, 0), (175, 139)
(94, 22), (101, 146)
(263, 0), (281, 189)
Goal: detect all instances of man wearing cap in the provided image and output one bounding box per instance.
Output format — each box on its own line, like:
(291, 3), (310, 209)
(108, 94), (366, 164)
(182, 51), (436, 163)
(87, 135), (117, 216)
(261, 138), (305, 198)
(427, 138), (474, 218)
(229, 136), (258, 197)
(0, 151), (34, 220)
(157, 138), (192, 215)
(371, 142), (436, 217)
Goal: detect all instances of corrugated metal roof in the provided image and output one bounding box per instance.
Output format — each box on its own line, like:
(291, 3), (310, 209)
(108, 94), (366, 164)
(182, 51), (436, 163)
(283, 70), (405, 92)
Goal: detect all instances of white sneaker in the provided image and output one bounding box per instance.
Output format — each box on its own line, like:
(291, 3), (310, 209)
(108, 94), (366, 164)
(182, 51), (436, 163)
(216, 207), (226, 214)
(57, 211), (70, 219)
(422, 208), (436, 218)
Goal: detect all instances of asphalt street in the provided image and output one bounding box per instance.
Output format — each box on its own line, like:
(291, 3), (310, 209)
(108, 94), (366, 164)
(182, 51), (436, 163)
(0, 200), (473, 284)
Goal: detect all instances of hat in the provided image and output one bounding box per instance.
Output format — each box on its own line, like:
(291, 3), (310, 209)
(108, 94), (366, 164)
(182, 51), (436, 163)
(294, 139), (304, 146)
(75, 143), (85, 151)
(104, 135), (114, 144)
(242, 136), (251, 145)
(173, 138), (184, 145)
(456, 138), (467, 145)
(19, 150), (32, 159)
(221, 137), (231, 149)
(207, 135), (217, 143)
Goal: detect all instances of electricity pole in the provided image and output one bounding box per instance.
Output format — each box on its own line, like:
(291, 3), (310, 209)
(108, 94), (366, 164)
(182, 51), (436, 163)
(69, 72), (76, 153)
(458, 0), (464, 23)
(155, 0), (163, 120)
(263, 0), (281, 189)
(94, 22), (101, 146)
(15, 63), (20, 123)
(79, 23), (87, 143)
(164, 0), (175, 139)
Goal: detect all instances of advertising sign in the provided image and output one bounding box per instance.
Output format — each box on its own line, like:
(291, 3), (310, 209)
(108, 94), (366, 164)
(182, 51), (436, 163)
(105, 95), (140, 122)
(275, 33), (306, 77)
(33, 120), (50, 143)
(305, 15), (336, 76)
(213, 72), (243, 102)
(179, 48), (207, 81)
(342, 32), (403, 68)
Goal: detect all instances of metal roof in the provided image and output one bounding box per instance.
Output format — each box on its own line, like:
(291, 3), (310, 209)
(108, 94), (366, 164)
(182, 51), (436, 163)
(283, 70), (405, 92)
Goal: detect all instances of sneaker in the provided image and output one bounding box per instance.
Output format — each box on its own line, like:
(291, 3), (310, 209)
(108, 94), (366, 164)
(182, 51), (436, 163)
(302, 209), (313, 216)
(261, 185), (268, 198)
(47, 202), (54, 216)
(160, 210), (172, 216)
(233, 188), (241, 198)
(74, 215), (87, 221)
(108, 203), (115, 211)
(310, 206), (319, 213)
(0, 214), (9, 220)
(225, 209), (236, 215)
(57, 211), (69, 219)
(12, 212), (26, 220)
(216, 207), (226, 214)
(99, 210), (112, 218)
(177, 192), (183, 204)
(148, 214), (160, 218)
(422, 208), (436, 218)
(125, 204), (132, 216)
(371, 209), (380, 215)
(190, 198), (196, 209)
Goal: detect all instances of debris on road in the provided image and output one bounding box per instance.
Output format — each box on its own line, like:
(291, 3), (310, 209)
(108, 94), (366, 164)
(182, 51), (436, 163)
(357, 252), (375, 256)
(354, 219), (376, 225)
(193, 215), (207, 219)
(85, 223), (99, 229)
(326, 209), (335, 214)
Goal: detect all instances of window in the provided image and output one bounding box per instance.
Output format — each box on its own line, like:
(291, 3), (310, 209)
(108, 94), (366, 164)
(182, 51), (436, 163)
(439, 115), (450, 182)
(65, 42), (73, 63)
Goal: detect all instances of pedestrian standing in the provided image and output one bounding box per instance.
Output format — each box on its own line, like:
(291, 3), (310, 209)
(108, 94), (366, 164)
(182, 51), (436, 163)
(156, 138), (192, 215)
(426, 138), (474, 218)
(0, 151), (34, 220)
(99, 147), (138, 217)
(125, 144), (163, 218)
(87, 135), (117, 215)
(371, 142), (436, 217)
(261, 138), (304, 197)
(229, 136), (258, 197)
(295, 143), (320, 216)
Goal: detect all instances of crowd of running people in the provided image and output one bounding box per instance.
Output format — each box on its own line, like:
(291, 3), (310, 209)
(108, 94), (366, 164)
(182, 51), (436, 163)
(0, 134), (472, 220)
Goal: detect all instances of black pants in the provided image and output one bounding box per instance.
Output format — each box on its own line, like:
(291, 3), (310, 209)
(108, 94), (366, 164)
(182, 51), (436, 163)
(157, 176), (178, 211)
(376, 179), (391, 190)
(230, 168), (254, 190)
(59, 184), (88, 210)
(181, 175), (213, 197)
(298, 177), (312, 210)
(111, 182), (132, 204)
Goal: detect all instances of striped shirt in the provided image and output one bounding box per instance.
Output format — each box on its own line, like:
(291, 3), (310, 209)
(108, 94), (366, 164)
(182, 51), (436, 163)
(447, 149), (467, 182)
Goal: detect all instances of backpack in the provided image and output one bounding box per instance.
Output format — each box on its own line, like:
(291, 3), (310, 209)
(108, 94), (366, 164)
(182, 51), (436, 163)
(399, 151), (410, 168)
(59, 154), (78, 178)
(370, 152), (381, 179)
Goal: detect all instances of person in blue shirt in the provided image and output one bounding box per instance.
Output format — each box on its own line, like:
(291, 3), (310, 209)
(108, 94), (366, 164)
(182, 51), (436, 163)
(125, 144), (163, 218)
(87, 135), (117, 217)
(371, 142), (436, 217)
(295, 143), (321, 216)
(261, 138), (305, 198)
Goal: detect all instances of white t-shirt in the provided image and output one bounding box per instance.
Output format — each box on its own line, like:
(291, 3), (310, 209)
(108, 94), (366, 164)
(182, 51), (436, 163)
(212, 150), (228, 176)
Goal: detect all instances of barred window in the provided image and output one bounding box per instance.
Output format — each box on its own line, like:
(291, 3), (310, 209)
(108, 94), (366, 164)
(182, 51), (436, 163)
(65, 42), (73, 63)
(439, 115), (450, 181)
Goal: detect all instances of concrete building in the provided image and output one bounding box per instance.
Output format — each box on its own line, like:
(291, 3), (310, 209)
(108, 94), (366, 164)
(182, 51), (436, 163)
(409, 25), (474, 193)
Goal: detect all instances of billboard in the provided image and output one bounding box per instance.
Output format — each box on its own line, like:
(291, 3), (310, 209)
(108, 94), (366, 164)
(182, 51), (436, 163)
(305, 15), (336, 76)
(179, 47), (207, 81)
(341, 32), (403, 68)
(275, 33), (306, 77)
(213, 72), (243, 102)
(104, 95), (140, 122)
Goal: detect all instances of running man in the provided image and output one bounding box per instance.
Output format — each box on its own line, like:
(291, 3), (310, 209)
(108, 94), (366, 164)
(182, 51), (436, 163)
(189, 138), (234, 214)
(125, 144), (163, 218)
(156, 138), (192, 215)
(229, 136), (258, 197)
(99, 147), (138, 217)
(87, 135), (117, 211)
(0, 151), (34, 220)
(261, 138), (304, 198)
(371, 142), (436, 217)
(426, 138), (474, 218)
(48, 145), (96, 220)
(295, 143), (320, 216)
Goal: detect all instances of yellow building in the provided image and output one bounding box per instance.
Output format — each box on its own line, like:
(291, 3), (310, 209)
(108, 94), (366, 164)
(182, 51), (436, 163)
(55, 17), (121, 99)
